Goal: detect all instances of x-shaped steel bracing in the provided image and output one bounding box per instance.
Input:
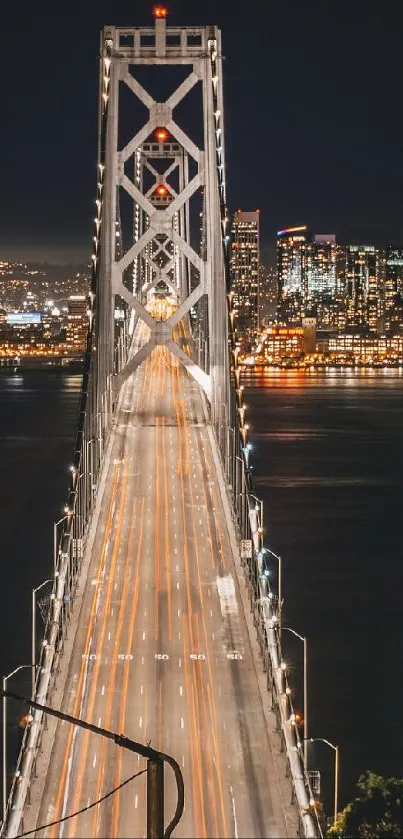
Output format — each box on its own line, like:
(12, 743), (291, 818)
(111, 64), (211, 399)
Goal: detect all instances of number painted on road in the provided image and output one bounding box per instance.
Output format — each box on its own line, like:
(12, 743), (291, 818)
(118, 654), (133, 661)
(155, 653), (169, 660)
(189, 653), (206, 661)
(82, 653), (98, 661)
(227, 652), (243, 660)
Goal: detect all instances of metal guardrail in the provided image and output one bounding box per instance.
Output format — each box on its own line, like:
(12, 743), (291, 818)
(210, 408), (323, 838)
(244, 494), (322, 838)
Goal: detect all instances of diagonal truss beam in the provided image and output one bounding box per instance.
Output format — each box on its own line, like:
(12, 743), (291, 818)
(120, 69), (155, 110)
(165, 71), (200, 111)
(120, 173), (155, 217)
(116, 227), (155, 274)
(166, 117), (201, 163)
(165, 172), (201, 219)
(167, 280), (206, 328)
(166, 339), (211, 400)
(115, 338), (155, 392)
(170, 228), (203, 274)
(114, 281), (155, 329)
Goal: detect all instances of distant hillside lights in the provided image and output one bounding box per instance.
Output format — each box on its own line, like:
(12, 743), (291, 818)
(0, 294), (89, 359)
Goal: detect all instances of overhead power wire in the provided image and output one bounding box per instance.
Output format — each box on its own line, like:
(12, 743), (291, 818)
(13, 768), (147, 838)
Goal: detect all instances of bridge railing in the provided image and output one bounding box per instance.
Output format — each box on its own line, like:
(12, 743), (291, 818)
(214, 421), (323, 839)
(2, 379), (116, 837)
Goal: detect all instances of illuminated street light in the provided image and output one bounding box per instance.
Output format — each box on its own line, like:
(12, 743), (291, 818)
(32, 579), (53, 698)
(2, 665), (32, 822)
(264, 548), (282, 634)
(54, 515), (68, 571)
(310, 737), (339, 827)
(249, 493), (263, 535)
(283, 627), (308, 767)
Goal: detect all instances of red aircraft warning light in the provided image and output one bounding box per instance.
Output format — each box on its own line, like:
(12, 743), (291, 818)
(156, 184), (168, 196)
(155, 128), (169, 142)
(153, 6), (168, 18)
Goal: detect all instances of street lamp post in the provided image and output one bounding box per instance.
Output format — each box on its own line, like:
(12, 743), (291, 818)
(283, 627), (308, 767)
(32, 580), (54, 699)
(242, 442), (252, 470)
(235, 455), (245, 526)
(53, 516), (68, 572)
(249, 493), (263, 535)
(265, 548), (282, 635)
(310, 737), (339, 827)
(85, 438), (95, 498)
(228, 426), (236, 490)
(2, 666), (32, 822)
(96, 411), (104, 461)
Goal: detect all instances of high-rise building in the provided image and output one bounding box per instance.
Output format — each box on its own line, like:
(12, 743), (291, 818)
(66, 295), (89, 352)
(258, 264), (277, 325)
(230, 210), (260, 341)
(304, 234), (338, 329)
(306, 235), (337, 295)
(277, 226), (309, 295)
(343, 246), (384, 332)
(385, 245), (403, 332)
(277, 226), (310, 323)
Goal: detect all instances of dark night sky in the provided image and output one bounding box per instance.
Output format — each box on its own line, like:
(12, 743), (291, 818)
(1, 0), (403, 265)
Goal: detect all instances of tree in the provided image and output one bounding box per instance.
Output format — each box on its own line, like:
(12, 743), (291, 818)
(326, 771), (403, 838)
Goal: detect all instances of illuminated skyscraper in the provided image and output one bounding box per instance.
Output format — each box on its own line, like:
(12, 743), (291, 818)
(304, 234), (338, 328)
(277, 226), (309, 323)
(343, 245), (384, 332)
(230, 210), (260, 339)
(385, 245), (403, 332)
(66, 295), (89, 352)
(277, 226), (309, 294)
(306, 235), (337, 294)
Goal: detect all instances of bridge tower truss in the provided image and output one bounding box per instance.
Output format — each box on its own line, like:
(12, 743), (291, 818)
(98, 12), (230, 429)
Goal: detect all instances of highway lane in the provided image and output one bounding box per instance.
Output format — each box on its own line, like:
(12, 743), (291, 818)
(34, 316), (290, 838)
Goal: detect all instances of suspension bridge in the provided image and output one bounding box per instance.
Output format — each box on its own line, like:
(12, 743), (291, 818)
(1, 11), (322, 838)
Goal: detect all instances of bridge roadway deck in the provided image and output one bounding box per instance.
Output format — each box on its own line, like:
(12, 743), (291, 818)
(33, 342), (291, 838)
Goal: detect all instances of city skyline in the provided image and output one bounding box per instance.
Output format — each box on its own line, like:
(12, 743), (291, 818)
(1, 0), (403, 263)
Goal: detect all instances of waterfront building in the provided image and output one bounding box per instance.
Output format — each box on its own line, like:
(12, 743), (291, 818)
(325, 332), (403, 360)
(66, 295), (89, 352)
(230, 210), (260, 341)
(246, 321), (317, 361)
(260, 325), (305, 360)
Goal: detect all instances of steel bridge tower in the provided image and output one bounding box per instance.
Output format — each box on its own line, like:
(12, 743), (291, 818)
(96, 8), (230, 432)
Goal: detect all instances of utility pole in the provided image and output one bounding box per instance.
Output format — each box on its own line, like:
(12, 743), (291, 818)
(1, 689), (184, 839)
(147, 757), (164, 838)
